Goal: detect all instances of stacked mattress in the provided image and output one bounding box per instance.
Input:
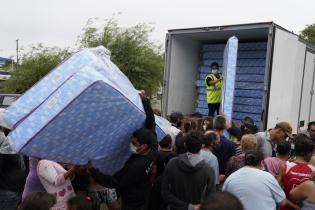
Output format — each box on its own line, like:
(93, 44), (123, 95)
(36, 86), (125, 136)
(221, 36), (238, 122)
(195, 42), (267, 128)
(5, 46), (166, 174)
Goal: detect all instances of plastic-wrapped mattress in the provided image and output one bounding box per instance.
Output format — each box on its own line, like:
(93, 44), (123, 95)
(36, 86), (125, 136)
(221, 36), (238, 122)
(5, 46), (166, 174)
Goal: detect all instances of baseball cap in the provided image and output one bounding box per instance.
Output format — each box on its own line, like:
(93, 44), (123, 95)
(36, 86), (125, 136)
(276, 122), (293, 139)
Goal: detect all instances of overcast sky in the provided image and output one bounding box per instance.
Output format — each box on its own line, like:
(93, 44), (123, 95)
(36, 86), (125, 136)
(1, 0), (314, 59)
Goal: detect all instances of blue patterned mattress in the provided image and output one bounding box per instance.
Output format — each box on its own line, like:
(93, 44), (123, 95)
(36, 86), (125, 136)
(5, 47), (136, 129)
(6, 46), (166, 174)
(221, 36), (238, 121)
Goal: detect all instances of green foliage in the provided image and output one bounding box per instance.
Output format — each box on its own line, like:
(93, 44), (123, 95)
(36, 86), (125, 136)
(1, 45), (71, 94)
(1, 19), (164, 96)
(78, 18), (164, 96)
(301, 24), (315, 45)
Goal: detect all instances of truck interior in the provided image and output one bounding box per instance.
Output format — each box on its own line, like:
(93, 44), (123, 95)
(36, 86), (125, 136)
(165, 26), (271, 128)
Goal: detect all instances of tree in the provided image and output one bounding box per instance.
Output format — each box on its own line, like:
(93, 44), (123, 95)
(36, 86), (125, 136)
(301, 24), (315, 45)
(1, 19), (164, 96)
(1, 45), (71, 93)
(78, 19), (164, 96)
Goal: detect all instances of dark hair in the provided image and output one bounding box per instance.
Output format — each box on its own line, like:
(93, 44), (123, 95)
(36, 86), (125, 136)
(203, 132), (217, 147)
(241, 117), (258, 134)
(243, 116), (255, 126)
(133, 128), (155, 148)
(244, 150), (264, 166)
(308, 121), (315, 130)
(276, 141), (291, 155)
(210, 62), (219, 69)
(200, 191), (244, 210)
(185, 131), (203, 154)
(18, 192), (56, 210)
(214, 116), (226, 131)
(294, 133), (315, 157)
(169, 112), (183, 124)
(203, 117), (214, 131)
(184, 121), (197, 133)
(67, 195), (99, 210)
(204, 116), (213, 122)
(159, 134), (172, 148)
(175, 136), (187, 155)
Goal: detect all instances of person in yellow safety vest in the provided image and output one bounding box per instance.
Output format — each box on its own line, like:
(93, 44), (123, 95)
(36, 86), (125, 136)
(205, 62), (223, 117)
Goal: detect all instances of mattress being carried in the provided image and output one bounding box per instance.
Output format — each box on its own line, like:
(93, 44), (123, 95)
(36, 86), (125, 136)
(5, 47), (136, 129)
(5, 46), (166, 174)
(221, 36), (238, 122)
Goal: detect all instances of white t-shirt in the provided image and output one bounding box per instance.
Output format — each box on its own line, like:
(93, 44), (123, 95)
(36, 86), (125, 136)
(200, 149), (220, 184)
(223, 167), (285, 210)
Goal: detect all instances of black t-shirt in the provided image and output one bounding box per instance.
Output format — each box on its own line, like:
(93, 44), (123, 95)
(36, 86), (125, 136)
(0, 154), (27, 192)
(71, 172), (90, 194)
(91, 154), (154, 208)
(155, 150), (174, 177)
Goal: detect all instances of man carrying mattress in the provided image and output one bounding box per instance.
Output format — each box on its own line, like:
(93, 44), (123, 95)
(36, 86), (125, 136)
(86, 92), (158, 210)
(205, 62), (223, 117)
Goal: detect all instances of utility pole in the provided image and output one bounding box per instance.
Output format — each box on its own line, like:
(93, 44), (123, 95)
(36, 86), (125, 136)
(11, 57), (14, 71)
(16, 39), (19, 70)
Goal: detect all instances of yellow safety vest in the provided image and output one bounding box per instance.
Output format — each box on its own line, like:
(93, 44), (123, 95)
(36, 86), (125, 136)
(205, 74), (223, 104)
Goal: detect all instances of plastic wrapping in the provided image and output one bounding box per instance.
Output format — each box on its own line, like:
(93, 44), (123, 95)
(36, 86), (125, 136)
(5, 46), (166, 174)
(5, 46), (141, 129)
(221, 36), (238, 122)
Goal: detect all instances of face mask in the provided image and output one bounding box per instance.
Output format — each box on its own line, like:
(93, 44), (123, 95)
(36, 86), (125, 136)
(203, 125), (207, 131)
(212, 69), (218, 74)
(130, 143), (138, 154)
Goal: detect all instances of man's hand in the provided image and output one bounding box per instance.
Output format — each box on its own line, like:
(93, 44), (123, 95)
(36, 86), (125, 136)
(219, 174), (226, 182)
(139, 90), (146, 98)
(64, 164), (78, 180)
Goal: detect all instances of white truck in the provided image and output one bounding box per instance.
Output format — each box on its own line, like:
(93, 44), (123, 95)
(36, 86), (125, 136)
(162, 22), (315, 133)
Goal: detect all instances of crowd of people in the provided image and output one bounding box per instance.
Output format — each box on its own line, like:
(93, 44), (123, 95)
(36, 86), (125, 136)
(1, 92), (315, 210)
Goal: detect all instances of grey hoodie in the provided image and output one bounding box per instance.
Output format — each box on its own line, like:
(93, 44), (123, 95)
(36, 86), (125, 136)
(161, 153), (216, 210)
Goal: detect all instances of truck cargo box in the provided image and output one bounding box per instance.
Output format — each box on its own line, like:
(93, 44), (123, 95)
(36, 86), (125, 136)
(162, 22), (315, 133)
